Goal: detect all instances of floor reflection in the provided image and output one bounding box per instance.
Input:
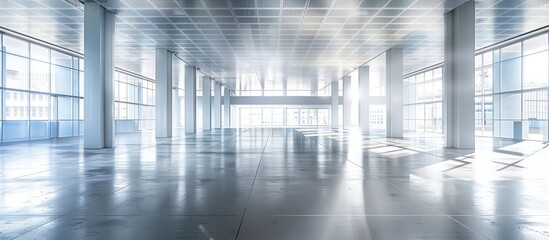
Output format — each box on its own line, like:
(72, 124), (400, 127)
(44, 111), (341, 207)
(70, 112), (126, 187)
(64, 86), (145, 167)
(1, 129), (548, 239)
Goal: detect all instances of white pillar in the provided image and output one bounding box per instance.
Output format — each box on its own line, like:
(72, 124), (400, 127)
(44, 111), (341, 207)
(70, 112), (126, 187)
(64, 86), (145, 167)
(213, 82), (222, 128)
(359, 66), (370, 134)
(444, 1), (475, 149)
(224, 87), (231, 128)
(343, 76), (352, 130)
(331, 82), (339, 129)
(155, 48), (172, 138)
(386, 48), (404, 138)
(185, 66), (196, 133)
(203, 77), (211, 130)
(84, 2), (115, 149)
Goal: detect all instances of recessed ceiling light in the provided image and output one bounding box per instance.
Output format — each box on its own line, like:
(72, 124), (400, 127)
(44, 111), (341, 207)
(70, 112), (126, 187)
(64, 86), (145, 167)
(475, 18), (488, 24)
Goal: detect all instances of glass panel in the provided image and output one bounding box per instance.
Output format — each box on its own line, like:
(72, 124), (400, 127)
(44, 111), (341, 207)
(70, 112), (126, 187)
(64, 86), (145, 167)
(58, 97), (72, 120)
(416, 104), (424, 131)
(30, 44), (50, 62)
(79, 71), (84, 97)
(3, 120), (29, 142)
(501, 42), (521, 61)
(300, 109), (307, 125)
(4, 54), (29, 90)
(524, 120), (547, 141)
(416, 83), (424, 103)
(435, 102), (442, 133)
(3, 90), (29, 142)
(73, 98), (79, 135)
(482, 66), (493, 94)
(424, 80), (433, 102)
(287, 108), (299, 126)
(51, 50), (72, 68)
(475, 69), (483, 95)
(433, 79), (442, 101)
(262, 108), (272, 126)
(79, 58), (84, 71)
(500, 58), (522, 92)
(72, 58), (79, 70)
(309, 109), (317, 125)
(30, 60), (50, 92)
(523, 90), (548, 121)
(483, 51), (493, 66)
(58, 97), (72, 137)
(493, 49), (500, 63)
(483, 96), (493, 137)
(408, 83), (416, 104)
(523, 34), (548, 55)
(501, 93), (521, 120)
(2, 35), (29, 57)
(475, 54), (482, 68)
(72, 70), (79, 96)
(30, 93), (50, 140)
(317, 109), (328, 126)
(52, 65), (72, 95)
(500, 120), (515, 138)
(523, 51), (548, 89)
(475, 97), (483, 135)
(492, 62), (501, 93)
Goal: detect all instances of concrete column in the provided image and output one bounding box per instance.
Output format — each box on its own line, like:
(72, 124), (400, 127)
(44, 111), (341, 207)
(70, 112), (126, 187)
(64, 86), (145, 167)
(343, 76), (352, 130)
(444, 1), (475, 149)
(185, 66), (196, 133)
(84, 2), (115, 149)
(203, 77), (211, 130)
(155, 48), (172, 138)
(224, 87), (231, 128)
(213, 82), (222, 128)
(331, 81), (339, 128)
(386, 48), (404, 138)
(359, 66), (370, 134)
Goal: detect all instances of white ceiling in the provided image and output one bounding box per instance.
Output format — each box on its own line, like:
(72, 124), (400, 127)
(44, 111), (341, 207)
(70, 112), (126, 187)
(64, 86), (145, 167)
(0, 0), (548, 91)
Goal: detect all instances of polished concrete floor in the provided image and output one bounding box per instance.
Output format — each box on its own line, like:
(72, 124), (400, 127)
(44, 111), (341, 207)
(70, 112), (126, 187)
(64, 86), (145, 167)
(1, 128), (549, 239)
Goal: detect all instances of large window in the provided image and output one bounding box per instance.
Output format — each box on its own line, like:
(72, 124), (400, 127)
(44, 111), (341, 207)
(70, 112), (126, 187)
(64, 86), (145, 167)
(403, 66), (443, 134)
(236, 106), (330, 128)
(1, 33), (83, 142)
(1, 30), (155, 143)
(114, 70), (155, 132)
(475, 32), (549, 141)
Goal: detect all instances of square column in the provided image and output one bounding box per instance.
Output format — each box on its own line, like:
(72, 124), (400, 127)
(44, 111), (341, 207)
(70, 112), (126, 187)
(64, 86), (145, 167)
(343, 76), (352, 130)
(203, 77), (212, 130)
(213, 82), (222, 128)
(84, 2), (115, 149)
(224, 87), (231, 128)
(359, 66), (370, 134)
(155, 48), (172, 138)
(386, 48), (403, 138)
(185, 66), (196, 133)
(331, 82), (339, 128)
(444, 1), (475, 149)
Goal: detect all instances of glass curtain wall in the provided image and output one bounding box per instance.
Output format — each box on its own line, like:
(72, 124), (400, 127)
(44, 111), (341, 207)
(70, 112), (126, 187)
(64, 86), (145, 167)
(114, 70), (155, 132)
(1, 33), (83, 142)
(403, 66), (443, 134)
(475, 32), (548, 141)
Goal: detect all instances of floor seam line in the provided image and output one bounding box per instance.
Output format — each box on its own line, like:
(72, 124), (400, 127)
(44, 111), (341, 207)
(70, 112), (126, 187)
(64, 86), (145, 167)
(234, 128), (272, 240)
